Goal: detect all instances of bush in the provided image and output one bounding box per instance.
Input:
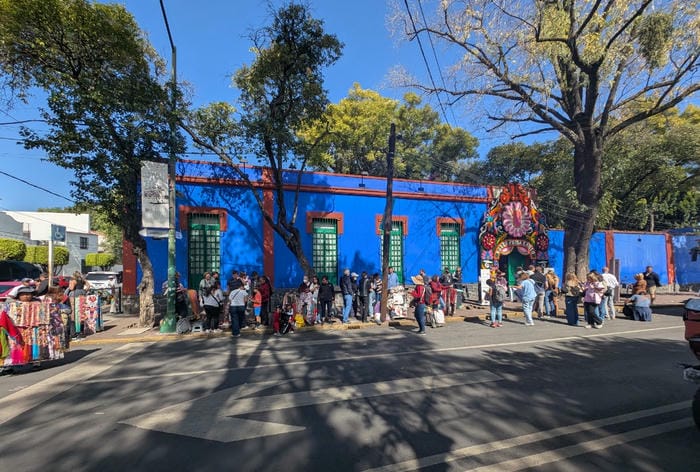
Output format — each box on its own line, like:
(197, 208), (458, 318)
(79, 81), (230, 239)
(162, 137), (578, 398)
(86, 253), (116, 270)
(24, 245), (69, 266)
(0, 238), (27, 260)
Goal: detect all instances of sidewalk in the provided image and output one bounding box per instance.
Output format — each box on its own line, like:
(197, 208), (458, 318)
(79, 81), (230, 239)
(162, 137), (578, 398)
(76, 292), (696, 346)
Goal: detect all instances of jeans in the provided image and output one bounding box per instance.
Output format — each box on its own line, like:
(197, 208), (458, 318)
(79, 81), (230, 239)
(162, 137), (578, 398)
(415, 303), (426, 333)
(596, 302), (606, 319)
(342, 293), (353, 322)
(584, 302), (603, 327)
(544, 290), (553, 316)
(522, 299), (534, 324)
(318, 299), (332, 322)
(369, 292), (376, 317)
(534, 292), (546, 317)
(490, 301), (503, 324)
(565, 296), (579, 325)
(229, 305), (246, 335)
(602, 294), (615, 318)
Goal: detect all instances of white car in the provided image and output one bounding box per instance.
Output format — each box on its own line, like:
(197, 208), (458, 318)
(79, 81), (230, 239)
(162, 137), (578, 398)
(85, 271), (119, 290)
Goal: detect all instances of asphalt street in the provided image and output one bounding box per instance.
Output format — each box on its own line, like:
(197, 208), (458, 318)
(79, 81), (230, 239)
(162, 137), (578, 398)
(1, 309), (699, 471)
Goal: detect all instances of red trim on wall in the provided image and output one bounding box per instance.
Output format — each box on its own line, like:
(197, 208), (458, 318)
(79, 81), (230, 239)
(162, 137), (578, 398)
(375, 215), (408, 236)
(262, 168), (275, 285)
(306, 211), (344, 234)
(604, 230), (615, 267)
(178, 206), (228, 231)
(435, 217), (465, 236)
(665, 233), (675, 285)
(178, 176), (490, 203)
(122, 237), (137, 296)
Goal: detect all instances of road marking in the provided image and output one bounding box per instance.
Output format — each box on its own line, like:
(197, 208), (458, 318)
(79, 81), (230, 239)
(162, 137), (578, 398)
(83, 325), (682, 384)
(364, 401), (691, 472)
(0, 343), (152, 426)
(122, 370), (500, 443)
(467, 418), (693, 472)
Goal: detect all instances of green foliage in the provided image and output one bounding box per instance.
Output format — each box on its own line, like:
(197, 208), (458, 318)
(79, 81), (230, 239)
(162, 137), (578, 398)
(300, 84), (478, 179)
(24, 245), (68, 266)
(0, 238), (26, 260)
(633, 12), (674, 69)
(85, 253), (116, 270)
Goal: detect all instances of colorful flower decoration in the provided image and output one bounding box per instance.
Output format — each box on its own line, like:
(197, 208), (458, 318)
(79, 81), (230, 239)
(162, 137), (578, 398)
(502, 201), (532, 238)
(536, 233), (549, 251)
(481, 232), (496, 250)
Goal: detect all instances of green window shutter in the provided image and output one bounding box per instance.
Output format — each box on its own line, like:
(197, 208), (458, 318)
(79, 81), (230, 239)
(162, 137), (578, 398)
(312, 218), (338, 285)
(440, 223), (461, 272)
(188, 213), (221, 289)
(379, 221), (404, 283)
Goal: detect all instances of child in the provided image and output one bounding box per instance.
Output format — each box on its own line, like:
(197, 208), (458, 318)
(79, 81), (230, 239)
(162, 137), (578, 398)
(252, 288), (262, 330)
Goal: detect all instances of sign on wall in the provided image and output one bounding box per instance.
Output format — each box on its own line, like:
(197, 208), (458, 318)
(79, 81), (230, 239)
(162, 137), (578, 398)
(141, 161), (169, 230)
(51, 224), (66, 242)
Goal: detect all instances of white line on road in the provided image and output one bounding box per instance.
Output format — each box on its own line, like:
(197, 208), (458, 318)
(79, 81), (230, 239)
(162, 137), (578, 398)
(465, 418), (693, 472)
(0, 343), (152, 426)
(83, 325), (682, 384)
(364, 401), (691, 472)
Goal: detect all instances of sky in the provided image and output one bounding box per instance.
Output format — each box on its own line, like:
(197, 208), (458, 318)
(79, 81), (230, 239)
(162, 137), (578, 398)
(1, 0), (491, 211)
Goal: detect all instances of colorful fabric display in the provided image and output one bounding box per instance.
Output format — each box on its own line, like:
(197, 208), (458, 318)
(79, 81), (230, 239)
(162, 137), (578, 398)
(73, 294), (102, 335)
(1, 303), (66, 367)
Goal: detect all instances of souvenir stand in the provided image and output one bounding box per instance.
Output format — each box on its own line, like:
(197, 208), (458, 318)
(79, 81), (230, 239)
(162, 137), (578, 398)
(72, 293), (103, 335)
(0, 300), (69, 368)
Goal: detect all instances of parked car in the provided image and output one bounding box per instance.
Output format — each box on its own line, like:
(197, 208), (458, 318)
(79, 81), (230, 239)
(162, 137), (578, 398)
(85, 271), (120, 290)
(0, 260), (41, 282)
(0, 281), (22, 301)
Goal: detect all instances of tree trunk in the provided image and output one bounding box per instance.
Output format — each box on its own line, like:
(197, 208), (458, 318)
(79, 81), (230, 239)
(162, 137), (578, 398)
(563, 131), (603, 280)
(127, 232), (155, 327)
(281, 225), (313, 276)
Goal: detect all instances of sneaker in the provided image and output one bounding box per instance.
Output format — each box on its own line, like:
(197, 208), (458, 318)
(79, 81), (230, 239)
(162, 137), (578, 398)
(289, 330), (296, 334)
(254, 325), (261, 331)
(584, 325), (592, 329)
(273, 332), (281, 337)
(593, 324), (602, 329)
(490, 323), (496, 328)
(496, 322), (503, 327)
(418, 331), (426, 335)
(232, 334), (241, 338)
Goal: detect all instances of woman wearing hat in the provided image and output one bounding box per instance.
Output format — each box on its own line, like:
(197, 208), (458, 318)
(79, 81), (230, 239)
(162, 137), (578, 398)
(410, 275), (431, 335)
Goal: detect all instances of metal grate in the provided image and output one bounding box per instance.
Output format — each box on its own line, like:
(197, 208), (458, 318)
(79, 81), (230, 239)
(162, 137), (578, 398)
(188, 213), (221, 289)
(312, 218), (338, 285)
(440, 222), (461, 273)
(379, 221), (404, 283)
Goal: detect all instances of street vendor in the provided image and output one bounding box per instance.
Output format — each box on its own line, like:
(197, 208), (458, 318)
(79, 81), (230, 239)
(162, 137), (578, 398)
(6, 278), (36, 299)
(16, 285), (40, 302)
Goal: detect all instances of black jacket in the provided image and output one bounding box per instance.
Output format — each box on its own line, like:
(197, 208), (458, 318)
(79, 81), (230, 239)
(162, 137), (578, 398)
(340, 274), (354, 295)
(644, 271), (661, 287)
(318, 281), (335, 301)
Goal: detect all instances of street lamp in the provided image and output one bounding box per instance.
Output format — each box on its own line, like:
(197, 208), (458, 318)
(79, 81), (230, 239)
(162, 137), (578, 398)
(359, 171), (368, 188)
(160, 0), (178, 333)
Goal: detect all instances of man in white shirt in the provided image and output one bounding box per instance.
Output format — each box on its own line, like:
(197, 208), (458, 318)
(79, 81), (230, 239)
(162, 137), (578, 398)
(601, 267), (619, 319)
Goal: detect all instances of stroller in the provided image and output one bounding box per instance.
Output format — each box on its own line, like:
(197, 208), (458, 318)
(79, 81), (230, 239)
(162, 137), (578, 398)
(273, 302), (296, 336)
(425, 304), (446, 328)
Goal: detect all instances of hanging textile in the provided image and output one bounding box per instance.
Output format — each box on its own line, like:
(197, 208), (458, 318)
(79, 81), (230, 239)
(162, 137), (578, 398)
(73, 294), (102, 335)
(1, 301), (67, 367)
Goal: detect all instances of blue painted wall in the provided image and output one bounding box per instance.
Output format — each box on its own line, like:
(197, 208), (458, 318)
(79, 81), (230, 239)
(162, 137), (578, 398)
(613, 233), (668, 284)
(671, 232), (700, 285)
(545, 229), (606, 278)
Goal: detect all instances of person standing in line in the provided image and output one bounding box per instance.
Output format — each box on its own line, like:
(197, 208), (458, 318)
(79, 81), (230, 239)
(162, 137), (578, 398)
(562, 272), (582, 326)
(601, 267), (619, 319)
(409, 274), (430, 335)
(202, 280), (224, 333)
(198, 272), (212, 306)
(228, 279), (248, 338)
(514, 271), (536, 326)
(350, 272), (360, 319)
(309, 275), (319, 323)
(486, 278), (504, 328)
(373, 273), (383, 306)
(358, 272), (371, 323)
(439, 267), (456, 316)
(643, 265), (661, 306)
(452, 267), (464, 308)
(544, 268), (560, 317)
(257, 275), (272, 326)
(583, 272), (606, 329)
(530, 266), (547, 319)
(386, 266), (399, 291)
(340, 269), (354, 324)
(317, 276), (334, 324)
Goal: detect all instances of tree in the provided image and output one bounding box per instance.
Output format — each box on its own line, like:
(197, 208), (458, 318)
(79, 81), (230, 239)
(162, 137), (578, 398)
(182, 3), (342, 276)
(299, 84), (478, 179)
(24, 245), (69, 274)
(0, 0), (175, 326)
(397, 0), (700, 277)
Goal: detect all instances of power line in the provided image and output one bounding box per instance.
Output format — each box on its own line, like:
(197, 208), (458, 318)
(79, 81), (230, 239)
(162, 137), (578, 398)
(0, 169), (74, 203)
(402, 0), (450, 126)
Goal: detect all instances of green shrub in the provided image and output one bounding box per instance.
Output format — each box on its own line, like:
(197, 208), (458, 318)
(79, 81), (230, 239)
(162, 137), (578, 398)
(24, 245), (69, 266)
(0, 238), (27, 260)
(86, 253), (116, 270)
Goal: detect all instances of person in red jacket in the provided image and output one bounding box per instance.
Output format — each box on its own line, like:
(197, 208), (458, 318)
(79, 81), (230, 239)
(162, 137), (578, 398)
(257, 275), (272, 326)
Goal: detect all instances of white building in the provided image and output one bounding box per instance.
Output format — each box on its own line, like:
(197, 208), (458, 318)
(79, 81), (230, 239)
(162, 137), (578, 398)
(0, 211), (99, 276)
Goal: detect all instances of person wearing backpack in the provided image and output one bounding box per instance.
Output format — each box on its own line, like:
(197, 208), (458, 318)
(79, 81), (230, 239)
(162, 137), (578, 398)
(487, 277), (506, 327)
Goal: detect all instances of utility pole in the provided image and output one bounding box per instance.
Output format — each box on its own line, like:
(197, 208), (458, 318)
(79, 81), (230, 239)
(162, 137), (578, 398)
(379, 123), (395, 322)
(160, 0), (177, 333)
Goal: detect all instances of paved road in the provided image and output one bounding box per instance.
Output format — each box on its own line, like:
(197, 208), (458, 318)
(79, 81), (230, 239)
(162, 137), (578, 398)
(1, 310), (699, 471)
